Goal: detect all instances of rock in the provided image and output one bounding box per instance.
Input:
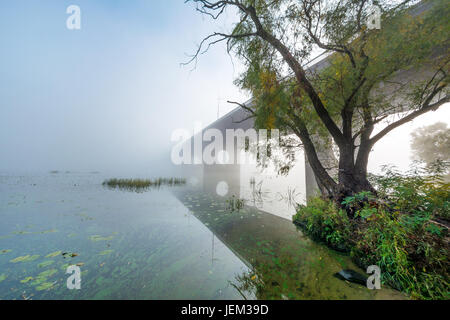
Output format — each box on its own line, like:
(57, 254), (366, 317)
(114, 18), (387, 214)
(334, 269), (368, 286)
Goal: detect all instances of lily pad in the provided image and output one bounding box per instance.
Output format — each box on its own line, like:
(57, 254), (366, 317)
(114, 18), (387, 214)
(0, 274), (6, 282)
(89, 235), (114, 242)
(45, 251), (62, 258)
(38, 260), (55, 268)
(39, 269), (58, 278)
(10, 255), (40, 263)
(61, 263), (70, 271)
(32, 269), (58, 285)
(39, 229), (58, 234)
(13, 231), (32, 235)
(99, 250), (114, 256)
(36, 282), (55, 291)
(62, 252), (78, 258)
(20, 277), (34, 284)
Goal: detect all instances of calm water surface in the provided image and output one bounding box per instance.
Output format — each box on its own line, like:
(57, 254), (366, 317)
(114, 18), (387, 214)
(0, 173), (406, 300)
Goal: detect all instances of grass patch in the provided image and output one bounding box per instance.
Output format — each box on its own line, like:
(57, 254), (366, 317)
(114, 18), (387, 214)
(103, 177), (186, 192)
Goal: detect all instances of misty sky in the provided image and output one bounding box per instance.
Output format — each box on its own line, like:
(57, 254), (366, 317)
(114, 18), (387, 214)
(0, 1), (448, 176)
(0, 0), (247, 175)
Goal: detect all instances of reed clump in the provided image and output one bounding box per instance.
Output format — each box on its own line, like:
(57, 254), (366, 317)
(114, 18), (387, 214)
(103, 177), (186, 191)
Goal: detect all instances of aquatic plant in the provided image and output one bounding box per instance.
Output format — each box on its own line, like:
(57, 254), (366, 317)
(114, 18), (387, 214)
(89, 235), (114, 242)
(102, 177), (187, 192)
(36, 282), (55, 291)
(37, 260), (55, 268)
(45, 251), (62, 258)
(10, 255), (40, 263)
(62, 252), (78, 258)
(226, 195), (245, 212)
(30, 269), (58, 291)
(99, 250), (114, 256)
(278, 187), (301, 209)
(20, 277), (33, 284)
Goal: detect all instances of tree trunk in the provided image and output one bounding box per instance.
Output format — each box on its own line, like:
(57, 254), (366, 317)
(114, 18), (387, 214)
(305, 137), (376, 211)
(338, 141), (375, 198)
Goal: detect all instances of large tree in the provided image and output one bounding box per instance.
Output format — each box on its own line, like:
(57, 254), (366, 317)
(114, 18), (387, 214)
(186, 0), (450, 202)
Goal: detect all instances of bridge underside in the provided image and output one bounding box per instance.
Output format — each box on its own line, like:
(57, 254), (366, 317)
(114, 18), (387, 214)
(179, 0), (443, 219)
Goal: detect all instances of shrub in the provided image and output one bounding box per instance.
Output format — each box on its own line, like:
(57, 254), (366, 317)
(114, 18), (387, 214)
(293, 164), (449, 299)
(369, 161), (450, 221)
(293, 197), (352, 252)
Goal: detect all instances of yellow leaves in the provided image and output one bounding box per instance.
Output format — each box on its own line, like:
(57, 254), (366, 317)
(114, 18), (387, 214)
(259, 69), (278, 92)
(254, 68), (283, 130)
(317, 92), (328, 107)
(266, 114), (276, 130)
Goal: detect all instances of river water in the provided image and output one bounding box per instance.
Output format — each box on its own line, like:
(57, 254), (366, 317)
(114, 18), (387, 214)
(0, 173), (406, 300)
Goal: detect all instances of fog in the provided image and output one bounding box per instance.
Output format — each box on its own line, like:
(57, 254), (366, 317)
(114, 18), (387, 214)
(0, 1), (448, 177)
(0, 1), (247, 176)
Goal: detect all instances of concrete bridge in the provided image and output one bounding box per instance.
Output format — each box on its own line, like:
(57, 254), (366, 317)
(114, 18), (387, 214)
(180, 0), (444, 219)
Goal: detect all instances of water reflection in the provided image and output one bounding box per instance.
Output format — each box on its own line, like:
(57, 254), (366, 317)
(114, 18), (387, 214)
(0, 173), (407, 300)
(174, 187), (406, 300)
(188, 157), (308, 220)
(0, 174), (251, 300)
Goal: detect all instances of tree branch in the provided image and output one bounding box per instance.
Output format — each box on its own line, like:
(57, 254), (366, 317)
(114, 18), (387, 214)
(370, 92), (449, 145)
(243, 4), (346, 148)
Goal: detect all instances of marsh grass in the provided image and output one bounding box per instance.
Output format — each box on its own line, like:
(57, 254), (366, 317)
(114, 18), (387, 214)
(103, 178), (186, 192)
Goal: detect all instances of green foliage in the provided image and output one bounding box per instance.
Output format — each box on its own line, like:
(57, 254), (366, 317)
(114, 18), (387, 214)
(294, 197), (352, 252)
(231, 0), (450, 137)
(369, 162), (450, 221)
(293, 166), (449, 299)
(224, 0), (450, 188)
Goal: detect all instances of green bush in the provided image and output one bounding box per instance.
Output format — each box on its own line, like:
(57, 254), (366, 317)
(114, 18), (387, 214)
(369, 162), (450, 221)
(293, 164), (449, 300)
(294, 197), (352, 252)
